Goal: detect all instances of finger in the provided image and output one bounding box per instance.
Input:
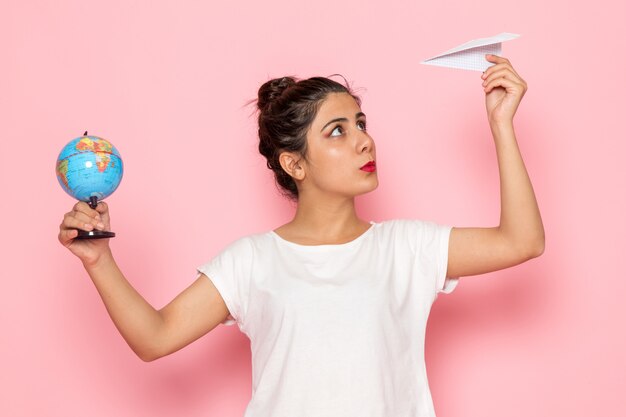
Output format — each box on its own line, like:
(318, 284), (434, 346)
(95, 201), (108, 214)
(94, 202), (111, 226)
(62, 214), (94, 232)
(68, 209), (99, 226)
(482, 69), (524, 87)
(63, 211), (105, 231)
(484, 76), (525, 94)
(485, 54), (510, 65)
(73, 201), (101, 220)
(58, 228), (79, 246)
(72, 201), (107, 225)
(482, 62), (520, 81)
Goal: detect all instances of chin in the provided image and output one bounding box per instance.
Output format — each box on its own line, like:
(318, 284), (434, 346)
(354, 178), (379, 196)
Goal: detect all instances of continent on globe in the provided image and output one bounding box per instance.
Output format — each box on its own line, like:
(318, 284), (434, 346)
(56, 158), (69, 189)
(75, 137), (113, 173)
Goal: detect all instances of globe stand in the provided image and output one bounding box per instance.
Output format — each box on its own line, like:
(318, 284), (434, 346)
(76, 196), (116, 239)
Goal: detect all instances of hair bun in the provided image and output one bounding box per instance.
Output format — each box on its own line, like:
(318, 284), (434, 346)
(257, 76), (296, 112)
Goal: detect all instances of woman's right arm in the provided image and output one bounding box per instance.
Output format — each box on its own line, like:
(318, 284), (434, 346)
(59, 202), (230, 362)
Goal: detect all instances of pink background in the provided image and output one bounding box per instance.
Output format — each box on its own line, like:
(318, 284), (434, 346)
(2, 0), (625, 416)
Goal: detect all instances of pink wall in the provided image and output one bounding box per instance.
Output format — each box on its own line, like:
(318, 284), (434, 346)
(2, 0), (625, 416)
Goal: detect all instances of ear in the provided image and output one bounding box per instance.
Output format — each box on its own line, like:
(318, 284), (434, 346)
(278, 151), (305, 181)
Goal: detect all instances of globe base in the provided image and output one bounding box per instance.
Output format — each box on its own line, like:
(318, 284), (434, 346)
(76, 230), (116, 239)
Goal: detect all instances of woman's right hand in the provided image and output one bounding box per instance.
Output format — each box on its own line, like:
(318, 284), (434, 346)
(58, 201), (113, 267)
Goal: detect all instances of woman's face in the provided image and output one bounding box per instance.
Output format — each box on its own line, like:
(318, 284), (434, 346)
(298, 92), (378, 198)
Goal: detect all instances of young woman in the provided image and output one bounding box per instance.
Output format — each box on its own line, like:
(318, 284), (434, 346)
(59, 54), (544, 417)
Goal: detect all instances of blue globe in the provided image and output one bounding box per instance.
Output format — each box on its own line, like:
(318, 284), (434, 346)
(56, 134), (123, 203)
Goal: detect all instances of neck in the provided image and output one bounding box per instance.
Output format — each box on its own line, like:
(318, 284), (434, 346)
(283, 190), (369, 242)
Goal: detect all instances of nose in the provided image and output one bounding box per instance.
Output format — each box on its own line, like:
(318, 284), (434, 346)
(358, 131), (375, 154)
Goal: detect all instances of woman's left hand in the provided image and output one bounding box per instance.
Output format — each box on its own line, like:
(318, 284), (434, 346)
(482, 54), (527, 126)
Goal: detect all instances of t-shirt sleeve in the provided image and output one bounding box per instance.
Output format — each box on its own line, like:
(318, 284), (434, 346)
(431, 224), (459, 295)
(197, 237), (253, 327)
(401, 219), (459, 297)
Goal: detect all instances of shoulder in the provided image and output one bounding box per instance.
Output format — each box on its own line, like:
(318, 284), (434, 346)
(374, 219), (451, 249)
(375, 218), (448, 234)
(218, 231), (272, 254)
(199, 231), (271, 272)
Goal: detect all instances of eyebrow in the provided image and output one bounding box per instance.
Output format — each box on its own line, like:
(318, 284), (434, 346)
(320, 112), (366, 132)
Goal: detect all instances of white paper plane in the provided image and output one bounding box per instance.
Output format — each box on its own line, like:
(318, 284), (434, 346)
(421, 33), (520, 72)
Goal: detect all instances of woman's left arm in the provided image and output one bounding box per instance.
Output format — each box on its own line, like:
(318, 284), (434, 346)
(447, 54), (545, 278)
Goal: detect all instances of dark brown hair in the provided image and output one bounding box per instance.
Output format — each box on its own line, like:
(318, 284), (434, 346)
(256, 75), (361, 201)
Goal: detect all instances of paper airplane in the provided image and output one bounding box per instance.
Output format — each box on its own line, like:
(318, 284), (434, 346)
(421, 33), (520, 72)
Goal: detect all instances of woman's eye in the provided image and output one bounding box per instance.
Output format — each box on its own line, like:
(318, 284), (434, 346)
(330, 126), (343, 137)
(357, 120), (367, 131)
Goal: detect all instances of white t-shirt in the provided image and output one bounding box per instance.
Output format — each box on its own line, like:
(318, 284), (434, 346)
(197, 219), (459, 417)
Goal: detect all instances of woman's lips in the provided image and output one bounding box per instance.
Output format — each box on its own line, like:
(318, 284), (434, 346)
(360, 161), (376, 172)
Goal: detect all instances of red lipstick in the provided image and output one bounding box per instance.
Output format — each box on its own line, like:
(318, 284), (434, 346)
(360, 160), (376, 172)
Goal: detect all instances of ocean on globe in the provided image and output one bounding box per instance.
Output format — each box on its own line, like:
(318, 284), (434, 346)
(55, 135), (123, 203)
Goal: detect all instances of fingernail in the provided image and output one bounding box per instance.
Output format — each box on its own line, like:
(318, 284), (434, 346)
(84, 223), (94, 230)
(96, 222), (105, 230)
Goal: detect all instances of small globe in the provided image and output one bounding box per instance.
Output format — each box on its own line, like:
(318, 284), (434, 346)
(56, 134), (123, 204)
